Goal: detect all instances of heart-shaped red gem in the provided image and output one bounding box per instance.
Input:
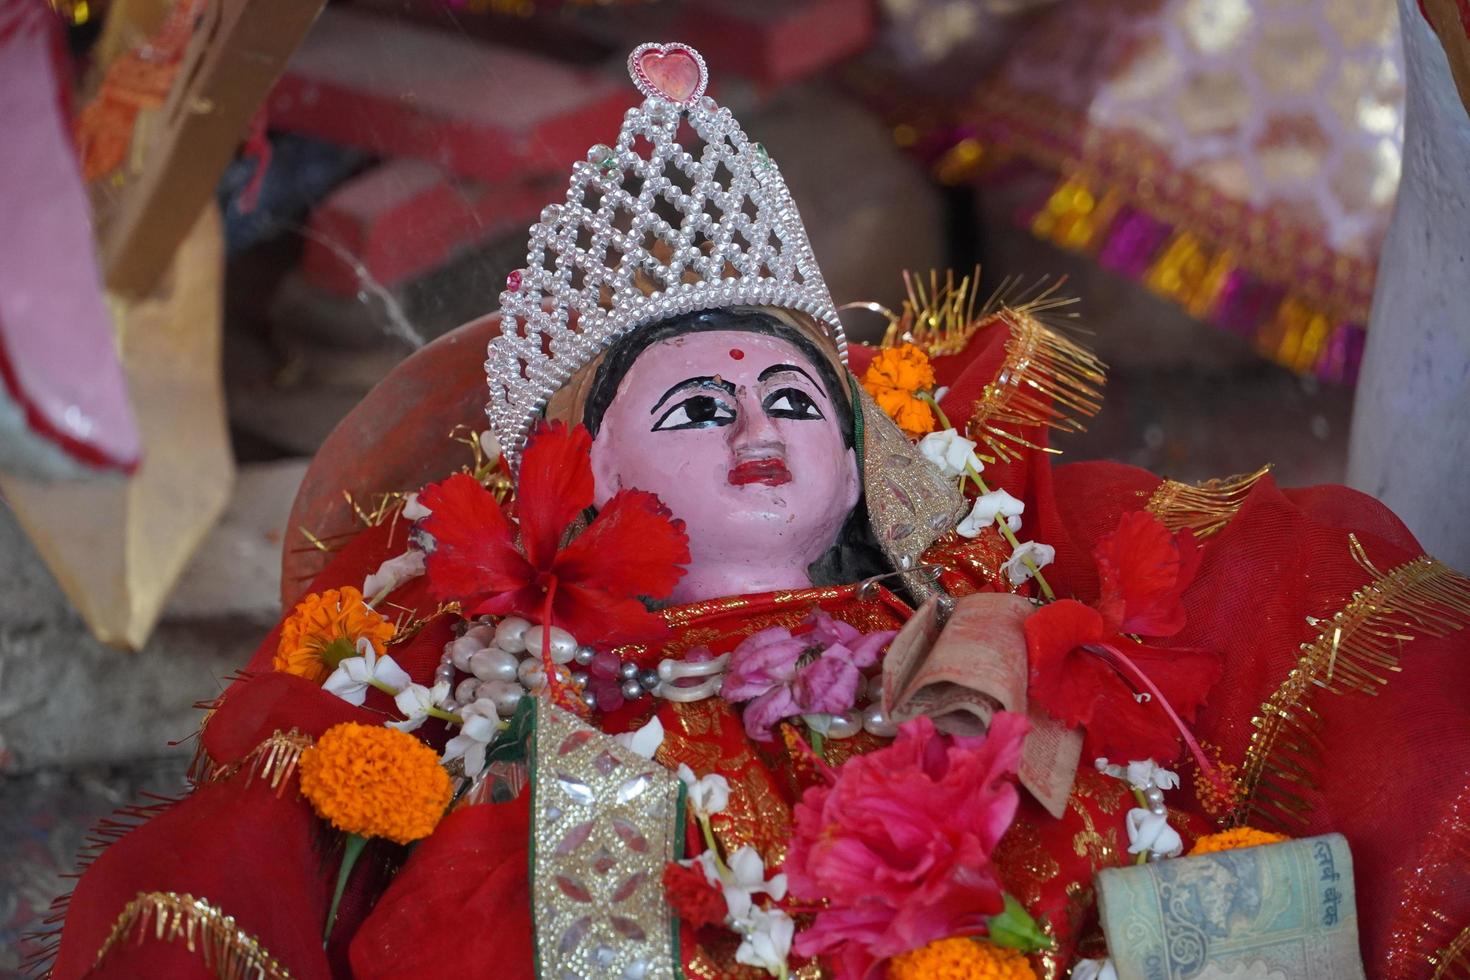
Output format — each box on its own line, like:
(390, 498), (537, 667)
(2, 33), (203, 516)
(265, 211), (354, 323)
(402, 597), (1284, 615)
(628, 42), (707, 106)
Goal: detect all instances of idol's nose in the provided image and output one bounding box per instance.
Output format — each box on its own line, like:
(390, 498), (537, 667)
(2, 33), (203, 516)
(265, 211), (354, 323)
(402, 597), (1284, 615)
(727, 386), (783, 459)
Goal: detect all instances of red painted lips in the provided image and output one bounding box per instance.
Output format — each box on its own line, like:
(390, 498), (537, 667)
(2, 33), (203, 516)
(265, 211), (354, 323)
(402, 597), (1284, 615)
(728, 458), (792, 487)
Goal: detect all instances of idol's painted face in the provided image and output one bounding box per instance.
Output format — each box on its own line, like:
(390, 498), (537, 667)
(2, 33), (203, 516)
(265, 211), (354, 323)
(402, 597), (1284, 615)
(590, 329), (860, 602)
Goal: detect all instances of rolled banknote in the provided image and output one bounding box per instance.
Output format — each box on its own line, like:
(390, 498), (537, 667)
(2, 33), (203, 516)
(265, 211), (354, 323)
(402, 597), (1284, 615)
(1096, 833), (1366, 980)
(882, 593), (1082, 818)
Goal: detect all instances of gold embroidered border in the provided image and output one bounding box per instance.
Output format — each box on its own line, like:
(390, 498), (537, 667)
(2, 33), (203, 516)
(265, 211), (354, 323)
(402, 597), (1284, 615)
(198, 729), (315, 796)
(1144, 465), (1272, 540)
(93, 891), (293, 979)
(971, 84), (1377, 325)
(966, 308), (1107, 463)
(1234, 537), (1470, 831)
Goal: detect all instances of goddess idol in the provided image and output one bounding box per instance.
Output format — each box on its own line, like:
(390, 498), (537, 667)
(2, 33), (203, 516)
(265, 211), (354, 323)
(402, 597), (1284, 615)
(44, 42), (1470, 980)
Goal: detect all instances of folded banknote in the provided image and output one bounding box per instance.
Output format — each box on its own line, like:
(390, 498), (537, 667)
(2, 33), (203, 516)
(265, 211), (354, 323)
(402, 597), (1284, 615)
(1096, 833), (1366, 980)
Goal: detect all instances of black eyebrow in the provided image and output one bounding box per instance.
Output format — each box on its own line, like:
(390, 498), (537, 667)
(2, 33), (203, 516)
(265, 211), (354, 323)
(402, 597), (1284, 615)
(757, 363), (820, 387)
(649, 376), (737, 415)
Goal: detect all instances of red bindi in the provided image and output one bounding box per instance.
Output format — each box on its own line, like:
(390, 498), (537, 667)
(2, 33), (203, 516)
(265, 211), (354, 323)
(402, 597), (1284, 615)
(728, 348), (745, 360)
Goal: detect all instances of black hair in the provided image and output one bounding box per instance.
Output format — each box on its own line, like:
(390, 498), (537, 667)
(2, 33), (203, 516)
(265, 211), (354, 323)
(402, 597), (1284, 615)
(581, 306), (889, 587)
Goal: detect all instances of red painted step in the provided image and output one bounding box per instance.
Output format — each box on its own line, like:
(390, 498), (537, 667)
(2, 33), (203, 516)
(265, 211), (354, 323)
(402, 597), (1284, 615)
(268, 7), (633, 183)
(301, 157), (547, 296)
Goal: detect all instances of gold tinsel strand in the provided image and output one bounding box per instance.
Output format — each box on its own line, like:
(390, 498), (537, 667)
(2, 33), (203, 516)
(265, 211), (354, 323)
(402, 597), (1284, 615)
(1234, 537), (1470, 832)
(879, 267), (986, 356)
(297, 424), (513, 557)
(1145, 465), (1273, 540)
(92, 891), (293, 980)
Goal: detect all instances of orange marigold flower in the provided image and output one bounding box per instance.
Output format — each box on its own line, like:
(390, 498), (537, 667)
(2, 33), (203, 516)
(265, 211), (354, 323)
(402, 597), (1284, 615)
(887, 937), (1037, 980)
(274, 587), (396, 685)
(862, 345), (938, 437)
(299, 722), (452, 844)
(1189, 826), (1288, 856)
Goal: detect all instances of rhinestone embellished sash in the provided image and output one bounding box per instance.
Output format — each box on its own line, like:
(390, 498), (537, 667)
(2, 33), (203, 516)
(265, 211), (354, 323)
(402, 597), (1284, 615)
(530, 701), (686, 979)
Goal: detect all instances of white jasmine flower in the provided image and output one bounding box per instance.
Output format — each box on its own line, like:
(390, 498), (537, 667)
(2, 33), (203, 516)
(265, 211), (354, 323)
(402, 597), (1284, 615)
(401, 492), (432, 521)
(1125, 807), (1183, 859)
(957, 489), (1025, 537)
(1001, 541), (1056, 586)
(322, 638), (411, 706)
(733, 906), (794, 977)
(613, 716), (665, 760)
(1072, 958), (1118, 980)
(441, 698), (500, 778)
(677, 764), (731, 817)
(722, 845), (789, 921)
(1126, 760), (1179, 791)
(1095, 758), (1180, 792)
(917, 428), (982, 479)
(362, 549), (426, 602)
(687, 850), (723, 888)
(388, 680), (451, 732)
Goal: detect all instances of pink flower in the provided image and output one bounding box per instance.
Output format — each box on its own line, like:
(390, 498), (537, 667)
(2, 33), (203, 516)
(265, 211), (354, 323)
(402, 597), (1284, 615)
(785, 713), (1029, 979)
(720, 611), (895, 742)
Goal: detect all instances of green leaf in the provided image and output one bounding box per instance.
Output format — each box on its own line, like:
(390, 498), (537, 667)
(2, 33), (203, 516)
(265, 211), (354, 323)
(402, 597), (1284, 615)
(985, 893), (1053, 953)
(323, 833), (368, 946)
(484, 695), (538, 766)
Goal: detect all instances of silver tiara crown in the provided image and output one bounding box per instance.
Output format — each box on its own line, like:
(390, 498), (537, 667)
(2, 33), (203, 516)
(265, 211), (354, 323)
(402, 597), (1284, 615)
(485, 42), (847, 468)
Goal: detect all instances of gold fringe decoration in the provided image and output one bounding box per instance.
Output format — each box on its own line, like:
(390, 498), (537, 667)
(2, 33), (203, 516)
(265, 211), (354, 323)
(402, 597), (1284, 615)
(199, 728), (315, 796)
(967, 307), (1107, 462)
(1383, 785), (1470, 978)
(1430, 920), (1470, 979)
(1145, 465), (1273, 540)
(93, 891), (293, 980)
(21, 796), (184, 978)
(1233, 537), (1470, 831)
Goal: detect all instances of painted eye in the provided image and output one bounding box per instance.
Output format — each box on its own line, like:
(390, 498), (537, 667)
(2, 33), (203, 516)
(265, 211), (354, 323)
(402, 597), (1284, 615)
(652, 394), (736, 431)
(765, 388), (824, 420)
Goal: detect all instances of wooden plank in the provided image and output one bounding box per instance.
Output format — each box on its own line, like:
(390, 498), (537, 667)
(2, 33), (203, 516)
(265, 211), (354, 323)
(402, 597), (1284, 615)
(98, 0), (327, 296)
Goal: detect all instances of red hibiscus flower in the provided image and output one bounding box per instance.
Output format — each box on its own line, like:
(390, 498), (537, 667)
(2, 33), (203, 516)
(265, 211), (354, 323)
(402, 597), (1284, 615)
(418, 422), (690, 648)
(786, 713), (1028, 980)
(1024, 511), (1221, 765)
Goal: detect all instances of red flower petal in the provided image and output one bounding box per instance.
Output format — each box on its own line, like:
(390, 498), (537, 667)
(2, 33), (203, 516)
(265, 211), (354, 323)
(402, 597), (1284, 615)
(553, 488), (690, 603)
(419, 474), (534, 605)
(1024, 599), (1112, 729)
(516, 421), (596, 569)
(553, 580), (671, 646)
(1093, 511), (1201, 637)
(423, 425), (689, 649)
(1080, 642), (1222, 763)
(662, 862), (728, 929)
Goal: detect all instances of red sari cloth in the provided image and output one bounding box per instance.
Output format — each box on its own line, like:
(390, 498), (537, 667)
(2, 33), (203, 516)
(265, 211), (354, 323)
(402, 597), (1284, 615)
(53, 320), (1470, 978)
